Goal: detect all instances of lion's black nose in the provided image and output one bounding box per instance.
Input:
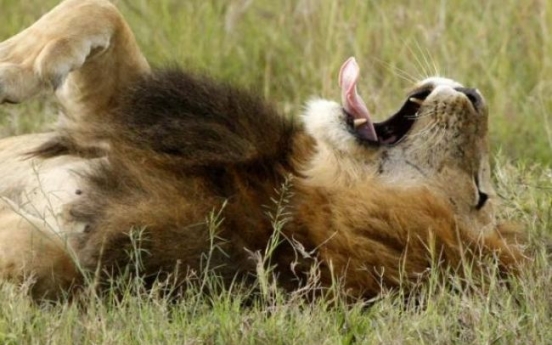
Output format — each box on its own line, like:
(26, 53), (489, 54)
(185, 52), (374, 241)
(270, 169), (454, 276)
(455, 87), (482, 109)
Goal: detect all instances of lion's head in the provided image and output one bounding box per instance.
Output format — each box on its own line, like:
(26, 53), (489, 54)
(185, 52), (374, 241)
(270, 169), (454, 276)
(301, 58), (495, 230)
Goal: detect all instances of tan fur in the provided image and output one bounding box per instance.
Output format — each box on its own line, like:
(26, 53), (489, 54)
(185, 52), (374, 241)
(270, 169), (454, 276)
(0, 0), (527, 299)
(0, 0), (150, 151)
(0, 0), (148, 296)
(0, 199), (78, 299)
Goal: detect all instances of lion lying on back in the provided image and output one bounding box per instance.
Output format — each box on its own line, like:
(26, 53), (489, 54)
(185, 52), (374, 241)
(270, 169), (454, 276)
(0, 0), (526, 300)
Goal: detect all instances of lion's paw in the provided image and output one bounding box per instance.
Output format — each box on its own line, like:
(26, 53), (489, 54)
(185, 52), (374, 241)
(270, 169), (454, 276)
(0, 0), (120, 104)
(0, 34), (111, 104)
(0, 62), (41, 104)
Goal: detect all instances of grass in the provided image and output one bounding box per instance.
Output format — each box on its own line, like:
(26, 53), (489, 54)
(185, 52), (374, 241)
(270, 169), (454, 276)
(0, 0), (551, 343)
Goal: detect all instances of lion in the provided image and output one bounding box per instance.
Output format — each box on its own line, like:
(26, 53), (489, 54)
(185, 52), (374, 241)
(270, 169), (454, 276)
(0, 0), (527, 300)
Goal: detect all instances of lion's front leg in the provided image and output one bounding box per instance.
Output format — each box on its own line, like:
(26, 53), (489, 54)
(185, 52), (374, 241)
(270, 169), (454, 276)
(0, 0), (150, 150)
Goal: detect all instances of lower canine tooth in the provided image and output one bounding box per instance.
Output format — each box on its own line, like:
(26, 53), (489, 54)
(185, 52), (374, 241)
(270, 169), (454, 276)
(354, 118), (368, 128)
(409, 97), (424, 106)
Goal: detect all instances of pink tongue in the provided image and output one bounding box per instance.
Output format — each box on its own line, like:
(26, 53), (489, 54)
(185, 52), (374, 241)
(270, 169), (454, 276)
(338, 57), (378, 142)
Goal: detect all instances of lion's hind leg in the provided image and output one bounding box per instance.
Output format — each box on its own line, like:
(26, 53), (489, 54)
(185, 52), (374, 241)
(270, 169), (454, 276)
(0, 198), (80, 299)
(0, 0), (150, 152)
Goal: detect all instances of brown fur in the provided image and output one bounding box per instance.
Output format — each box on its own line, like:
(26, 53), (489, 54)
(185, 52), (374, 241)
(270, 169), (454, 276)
(0, 0), (527, 300)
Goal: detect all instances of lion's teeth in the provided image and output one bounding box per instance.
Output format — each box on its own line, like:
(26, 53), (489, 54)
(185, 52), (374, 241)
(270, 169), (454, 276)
(409, 97), (424, 106)
(353, 118), (368, 128)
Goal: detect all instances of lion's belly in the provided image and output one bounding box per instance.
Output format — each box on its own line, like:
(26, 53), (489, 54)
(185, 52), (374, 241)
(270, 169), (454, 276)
(0, 133), (90, 234)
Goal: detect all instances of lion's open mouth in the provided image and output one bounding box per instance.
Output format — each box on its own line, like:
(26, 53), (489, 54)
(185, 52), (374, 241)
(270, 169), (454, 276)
(339, 57), (433, 147)
(345, 88), (431, 146)
(373, 88), (432, 145)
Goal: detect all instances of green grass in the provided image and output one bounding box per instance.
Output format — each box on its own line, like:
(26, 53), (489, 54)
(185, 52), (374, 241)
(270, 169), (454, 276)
(1, 0), (551, 344)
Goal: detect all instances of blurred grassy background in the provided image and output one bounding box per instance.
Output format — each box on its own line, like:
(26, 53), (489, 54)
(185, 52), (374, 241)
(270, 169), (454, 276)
(0, 0), (551, 164)
(0, 1), (551, 344)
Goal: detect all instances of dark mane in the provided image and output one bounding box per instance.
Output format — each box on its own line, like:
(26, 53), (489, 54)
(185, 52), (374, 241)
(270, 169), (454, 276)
(70, 67), (315, 291)
(112, 67), (300, 169)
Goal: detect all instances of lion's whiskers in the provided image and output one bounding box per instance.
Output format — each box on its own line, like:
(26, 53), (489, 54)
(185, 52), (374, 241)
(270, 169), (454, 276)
(405, 119), (438, 142)
(405, 109), (437, 120)
(424, 127), (447, 152)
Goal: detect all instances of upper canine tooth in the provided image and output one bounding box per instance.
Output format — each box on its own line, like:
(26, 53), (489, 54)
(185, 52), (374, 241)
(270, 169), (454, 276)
(409, 97), (424, 106)
(353, 118), (368, 128)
